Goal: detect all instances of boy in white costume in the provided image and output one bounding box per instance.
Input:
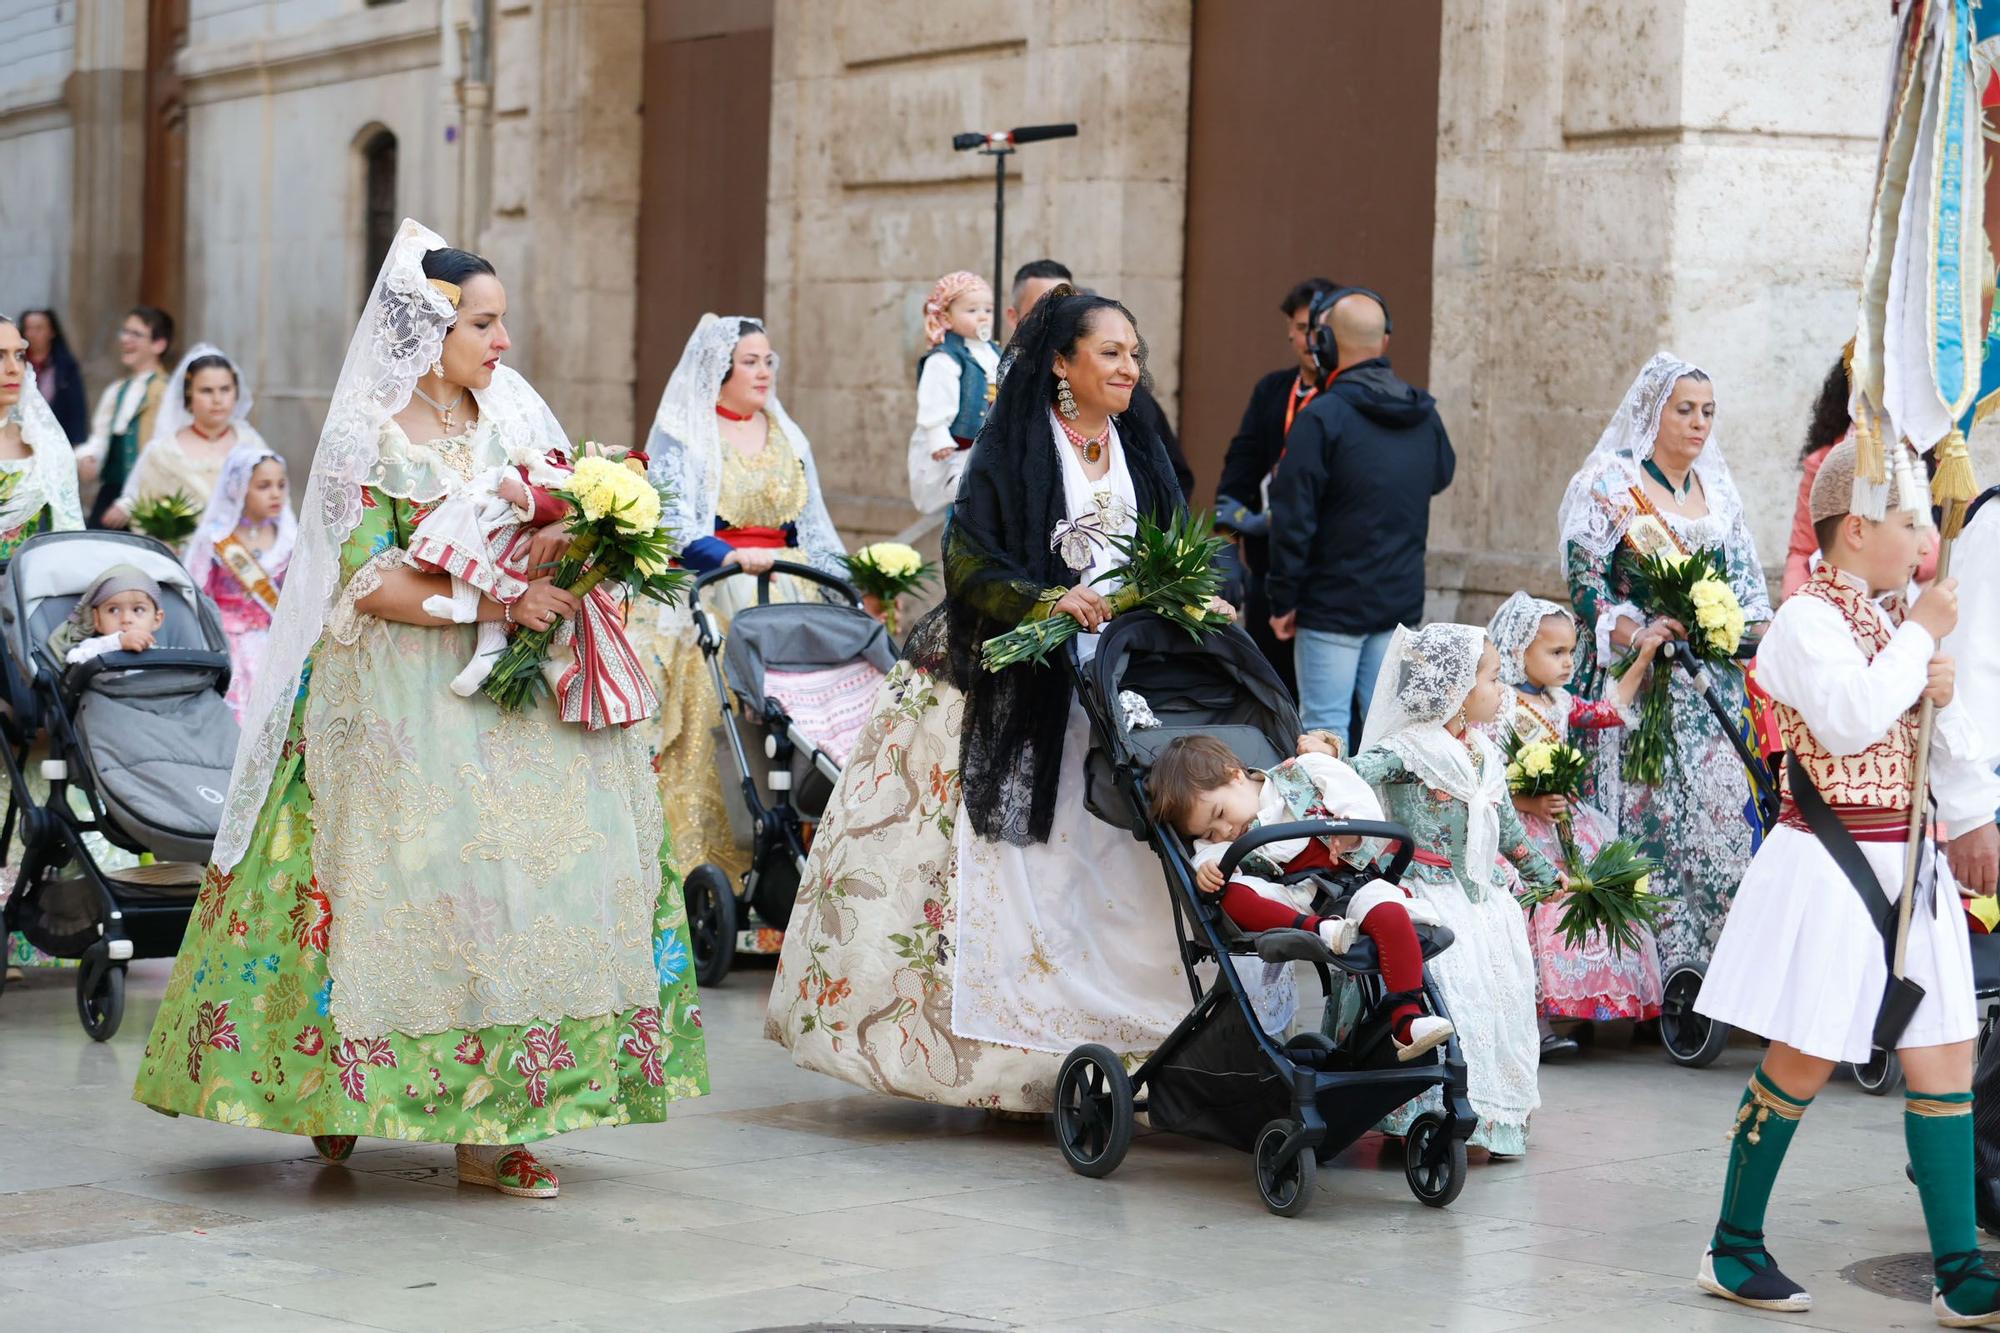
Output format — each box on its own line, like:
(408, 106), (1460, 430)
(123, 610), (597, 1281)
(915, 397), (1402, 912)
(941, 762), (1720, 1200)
(1694, 438), (1998, 1326)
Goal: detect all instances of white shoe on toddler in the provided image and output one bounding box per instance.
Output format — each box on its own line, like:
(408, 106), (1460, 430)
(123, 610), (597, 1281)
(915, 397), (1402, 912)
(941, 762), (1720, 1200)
(1395, 1014), (1454, 1062)
(1316, 918), (1359, 954)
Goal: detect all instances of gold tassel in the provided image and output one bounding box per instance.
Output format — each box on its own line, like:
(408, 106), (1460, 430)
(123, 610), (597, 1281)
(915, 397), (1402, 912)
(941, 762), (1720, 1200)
(1932, 428), (1979, 539)
(1854, 401), (1887, 489)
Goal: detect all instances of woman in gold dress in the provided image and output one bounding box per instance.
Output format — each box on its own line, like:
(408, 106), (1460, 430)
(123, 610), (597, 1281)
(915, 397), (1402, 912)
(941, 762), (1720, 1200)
(639, 315), (846, 908)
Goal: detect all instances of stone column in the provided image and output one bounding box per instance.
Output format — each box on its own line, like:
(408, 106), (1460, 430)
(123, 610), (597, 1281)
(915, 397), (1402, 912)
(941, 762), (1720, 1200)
(481, 0), (645, 446)
(1426, 0), (1893, 620)
(766, 0), (1192, 547)
(66, 0), (150, 388)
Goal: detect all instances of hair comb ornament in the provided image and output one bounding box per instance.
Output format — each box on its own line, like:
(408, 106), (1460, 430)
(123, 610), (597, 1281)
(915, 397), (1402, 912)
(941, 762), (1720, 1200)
(428, 279), (462, 309)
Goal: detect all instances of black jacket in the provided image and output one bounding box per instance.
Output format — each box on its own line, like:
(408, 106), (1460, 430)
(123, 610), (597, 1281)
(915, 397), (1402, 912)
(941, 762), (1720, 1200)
(1216, 367), (1310, 574)
(1267, 357), (1454, 633)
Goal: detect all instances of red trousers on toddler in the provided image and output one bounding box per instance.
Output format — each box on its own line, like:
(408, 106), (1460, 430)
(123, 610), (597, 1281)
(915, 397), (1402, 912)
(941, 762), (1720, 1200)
(1215, 840), (1426, 1041)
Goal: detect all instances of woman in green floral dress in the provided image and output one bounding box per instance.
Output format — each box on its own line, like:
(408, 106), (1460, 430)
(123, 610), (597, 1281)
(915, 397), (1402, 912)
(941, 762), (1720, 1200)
(0, 313), (87, 973)
(131, 224), (706, 1199)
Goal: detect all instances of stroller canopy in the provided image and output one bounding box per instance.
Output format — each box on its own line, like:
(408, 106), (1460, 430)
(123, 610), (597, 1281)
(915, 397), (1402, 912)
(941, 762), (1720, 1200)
(1082, 615), (1303, 834)
(722, 601), (896, 709)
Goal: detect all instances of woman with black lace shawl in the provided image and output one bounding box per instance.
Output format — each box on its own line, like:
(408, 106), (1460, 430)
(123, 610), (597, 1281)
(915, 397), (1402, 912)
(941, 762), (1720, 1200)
(767, 289), (1207, 1110)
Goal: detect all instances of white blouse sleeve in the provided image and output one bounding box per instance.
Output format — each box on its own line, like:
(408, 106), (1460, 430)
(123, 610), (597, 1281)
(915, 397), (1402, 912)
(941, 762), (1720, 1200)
(65, 632), (125, 665)
(78, 383), (119, 466)
(1753, 595), (1932, 756)
(913, 355), (961, 450)
(1296, 752), (1385, 821)
(907, 355), (965, 513)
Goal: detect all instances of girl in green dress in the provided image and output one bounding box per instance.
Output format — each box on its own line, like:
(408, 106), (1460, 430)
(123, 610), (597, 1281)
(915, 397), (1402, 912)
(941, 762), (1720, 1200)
(131, 223), (706, 1199)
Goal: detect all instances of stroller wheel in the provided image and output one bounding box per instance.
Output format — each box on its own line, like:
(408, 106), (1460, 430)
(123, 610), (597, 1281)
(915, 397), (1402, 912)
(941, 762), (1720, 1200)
(1054, 1043), (1133, 1178)
(1252, 1117), (1317, 1217)
(1659, 963), (1729, 1068)
(77, 964), (125, 1042)
(1852, 1048), (1902, 1096)
(683, 865), (737, 988)
(1404, 1111), (1467, 1208)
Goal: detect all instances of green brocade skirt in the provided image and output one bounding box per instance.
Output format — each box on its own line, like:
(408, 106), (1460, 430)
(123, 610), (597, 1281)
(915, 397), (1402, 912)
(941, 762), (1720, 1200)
(131, 700), (708, 1145)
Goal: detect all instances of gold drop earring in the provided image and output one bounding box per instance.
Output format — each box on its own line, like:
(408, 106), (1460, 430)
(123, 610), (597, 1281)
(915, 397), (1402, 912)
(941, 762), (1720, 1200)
(1056, 376), (1080, 421)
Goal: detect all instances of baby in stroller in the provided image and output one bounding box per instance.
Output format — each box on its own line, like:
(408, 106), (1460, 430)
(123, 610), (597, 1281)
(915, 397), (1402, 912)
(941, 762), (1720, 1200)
(49, 565), (169, 664)
(1149, 731), (1454, 1062)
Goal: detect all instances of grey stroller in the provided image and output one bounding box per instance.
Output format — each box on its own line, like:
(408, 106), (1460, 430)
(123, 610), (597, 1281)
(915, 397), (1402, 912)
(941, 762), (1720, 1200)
(0, 531), (238, 1039)
(683, 560), (895, 985)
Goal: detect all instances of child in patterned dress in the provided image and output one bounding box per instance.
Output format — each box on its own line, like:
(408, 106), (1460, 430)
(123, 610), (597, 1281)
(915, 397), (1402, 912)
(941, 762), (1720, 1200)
(1486, 591), (1667, 1051)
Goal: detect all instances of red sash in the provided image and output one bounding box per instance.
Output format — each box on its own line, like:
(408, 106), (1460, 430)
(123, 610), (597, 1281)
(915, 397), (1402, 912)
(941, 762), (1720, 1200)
(1776, 800), (1911, 843)
(719, 525), (789, 549)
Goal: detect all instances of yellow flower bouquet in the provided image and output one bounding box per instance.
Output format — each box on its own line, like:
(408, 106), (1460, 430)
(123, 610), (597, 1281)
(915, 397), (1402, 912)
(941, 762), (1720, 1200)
(1503, 731), (1663, 956)
(841, 541), (935, 638)
(482, 454), (691, 715)
(1611, 546), (1745, 785)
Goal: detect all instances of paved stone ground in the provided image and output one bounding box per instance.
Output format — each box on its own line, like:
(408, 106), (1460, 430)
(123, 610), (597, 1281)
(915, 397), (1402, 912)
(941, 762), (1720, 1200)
(0, 956), (1970, 1331)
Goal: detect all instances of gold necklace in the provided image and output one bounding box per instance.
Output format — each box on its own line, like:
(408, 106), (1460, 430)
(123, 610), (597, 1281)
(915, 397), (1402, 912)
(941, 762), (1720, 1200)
(412, 381), (467, 432)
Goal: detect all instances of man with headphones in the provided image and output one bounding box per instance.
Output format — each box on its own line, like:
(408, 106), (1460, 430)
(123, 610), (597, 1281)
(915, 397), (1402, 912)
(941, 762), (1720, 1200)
(1213, 277), (1340, 694)
(1267, 287), (1455, 748)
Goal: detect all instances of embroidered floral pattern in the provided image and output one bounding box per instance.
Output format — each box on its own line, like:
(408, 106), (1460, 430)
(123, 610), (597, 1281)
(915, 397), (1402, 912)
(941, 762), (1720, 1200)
(186, 1000), (241, 1081)
(769, 662), (1059, 1111)
(131, 486), (707, 1143)
(1568, 507), (1769, 971)
(512, 1026), (577, 1108)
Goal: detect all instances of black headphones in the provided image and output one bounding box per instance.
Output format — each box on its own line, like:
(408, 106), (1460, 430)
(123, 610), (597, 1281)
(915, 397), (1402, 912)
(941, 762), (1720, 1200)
(1307, 285), (1393, 377)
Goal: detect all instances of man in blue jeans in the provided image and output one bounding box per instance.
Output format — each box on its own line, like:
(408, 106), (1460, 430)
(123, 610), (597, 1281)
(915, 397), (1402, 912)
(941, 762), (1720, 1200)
(1267, 290), (1454, 749)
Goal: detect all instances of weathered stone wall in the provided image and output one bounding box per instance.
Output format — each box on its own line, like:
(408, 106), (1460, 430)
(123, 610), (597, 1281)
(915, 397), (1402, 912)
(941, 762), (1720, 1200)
(1427, 0), (1897, 624)
(176, 0), (452, 477)
(764, 0), (1193, 547)
(480, 0), (647, 451)
(0, 1), (78, 342)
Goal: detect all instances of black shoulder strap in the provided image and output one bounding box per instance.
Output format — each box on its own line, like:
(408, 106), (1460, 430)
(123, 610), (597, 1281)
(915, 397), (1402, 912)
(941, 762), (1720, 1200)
(1785, 751), (1895, 944)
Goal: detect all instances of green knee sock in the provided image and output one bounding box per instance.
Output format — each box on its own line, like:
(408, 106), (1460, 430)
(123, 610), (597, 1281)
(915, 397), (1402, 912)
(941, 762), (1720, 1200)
(1906, 1090), (2000, 1315)
(1709, 1065), (1812, 1292)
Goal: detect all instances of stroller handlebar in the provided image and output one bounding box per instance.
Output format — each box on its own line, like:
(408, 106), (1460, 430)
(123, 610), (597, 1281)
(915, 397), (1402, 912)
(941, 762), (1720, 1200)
(1216, 818), (1415, 886)
(689, 560), (861, 609)
(55, 647), (231, 706)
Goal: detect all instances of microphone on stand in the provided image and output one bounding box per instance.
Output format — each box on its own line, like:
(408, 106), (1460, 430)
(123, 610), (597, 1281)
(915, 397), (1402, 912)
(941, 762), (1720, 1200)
(950, 124), (1079, 152)
(950, 123), (1081, 334)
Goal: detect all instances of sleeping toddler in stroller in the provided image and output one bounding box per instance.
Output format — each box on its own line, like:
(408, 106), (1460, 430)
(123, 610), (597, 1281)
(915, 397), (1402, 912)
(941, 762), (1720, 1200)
(1149, 731), (1455, 1062)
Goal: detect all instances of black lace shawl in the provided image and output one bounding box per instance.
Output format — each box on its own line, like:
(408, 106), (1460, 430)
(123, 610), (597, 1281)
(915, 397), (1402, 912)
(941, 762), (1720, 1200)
(939, 409), (1184, 845)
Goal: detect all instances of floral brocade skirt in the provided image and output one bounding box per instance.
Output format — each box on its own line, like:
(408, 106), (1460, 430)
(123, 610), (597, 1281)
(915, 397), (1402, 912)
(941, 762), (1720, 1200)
(765, 662), (1063, 1112)
(131, 702), (708, 1144)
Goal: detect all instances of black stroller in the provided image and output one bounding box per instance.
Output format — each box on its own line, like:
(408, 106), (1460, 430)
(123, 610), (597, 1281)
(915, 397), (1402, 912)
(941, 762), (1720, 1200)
(1051, 612), (1474, 1217)
(683, 560), (895, 986)
(0, 531), (237, 1040)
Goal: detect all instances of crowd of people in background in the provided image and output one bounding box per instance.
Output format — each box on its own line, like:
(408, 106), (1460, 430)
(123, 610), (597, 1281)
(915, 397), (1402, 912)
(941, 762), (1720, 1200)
(4, 235), (1994, 1276)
